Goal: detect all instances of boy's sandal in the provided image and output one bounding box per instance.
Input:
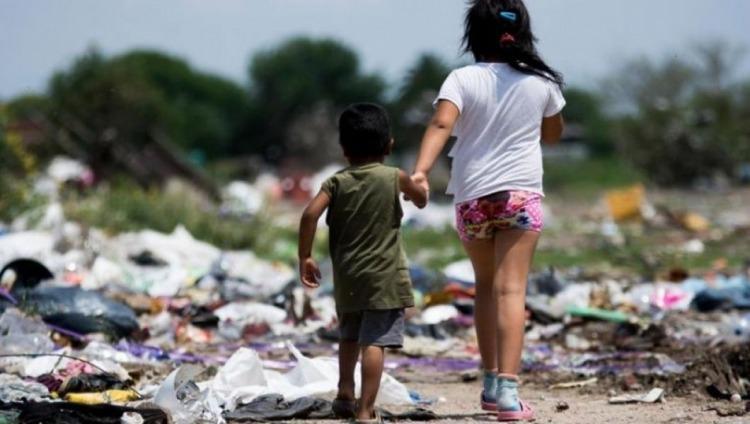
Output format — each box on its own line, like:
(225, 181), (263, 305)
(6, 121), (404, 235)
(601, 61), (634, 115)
(350, 410), (383, 424)
(332, 398), (356, 419)
(497, 400), (535, 422)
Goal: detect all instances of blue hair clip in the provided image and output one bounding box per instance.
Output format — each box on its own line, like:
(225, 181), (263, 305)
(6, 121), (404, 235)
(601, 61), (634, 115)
(499, 11), (517, 22)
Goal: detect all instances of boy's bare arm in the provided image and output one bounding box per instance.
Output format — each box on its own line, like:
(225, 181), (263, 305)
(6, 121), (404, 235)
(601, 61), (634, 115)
(298, 191), (330, 288)
(399, 170), (428, 209)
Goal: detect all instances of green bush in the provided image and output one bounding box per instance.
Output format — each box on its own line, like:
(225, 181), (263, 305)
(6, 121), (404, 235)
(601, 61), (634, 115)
(0, 176), (45, 224)
(62, 183), (275, 252)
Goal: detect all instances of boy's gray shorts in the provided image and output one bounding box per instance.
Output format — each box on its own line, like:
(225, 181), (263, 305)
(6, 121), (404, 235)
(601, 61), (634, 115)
(338, 309), (405, 348)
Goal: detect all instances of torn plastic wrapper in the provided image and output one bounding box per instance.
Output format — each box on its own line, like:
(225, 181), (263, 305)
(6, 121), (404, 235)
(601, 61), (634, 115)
(154, 364), (225, 424)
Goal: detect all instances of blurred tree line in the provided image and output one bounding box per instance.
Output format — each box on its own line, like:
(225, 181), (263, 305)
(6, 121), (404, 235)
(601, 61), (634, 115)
(611, 44), (750, 185)
(1, 37), (749, 186)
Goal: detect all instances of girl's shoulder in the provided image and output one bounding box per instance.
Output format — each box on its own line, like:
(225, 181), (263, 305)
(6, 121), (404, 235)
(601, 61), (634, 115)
(449, 63), (524, 81)
(449, 63), (488, 76)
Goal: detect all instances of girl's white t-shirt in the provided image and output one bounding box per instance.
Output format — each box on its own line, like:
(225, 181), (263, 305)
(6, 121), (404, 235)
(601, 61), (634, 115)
(435, 63), (565, 204)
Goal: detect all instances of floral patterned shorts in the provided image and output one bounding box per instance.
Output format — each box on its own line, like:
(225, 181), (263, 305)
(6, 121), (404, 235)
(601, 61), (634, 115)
(455, 191), (543, 242)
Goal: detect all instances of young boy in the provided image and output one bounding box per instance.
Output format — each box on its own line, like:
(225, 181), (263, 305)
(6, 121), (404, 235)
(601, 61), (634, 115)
(298, 103), (427, 423)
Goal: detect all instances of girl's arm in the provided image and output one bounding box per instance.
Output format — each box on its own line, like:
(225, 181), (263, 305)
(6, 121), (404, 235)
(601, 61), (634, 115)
(541, 113), (564, 144)
(399, 170), (428, 209)
(412, 100), (461, 190)
(298, 191), (330, 288)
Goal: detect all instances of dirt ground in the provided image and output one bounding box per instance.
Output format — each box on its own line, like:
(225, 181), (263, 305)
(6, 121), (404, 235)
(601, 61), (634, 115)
(305, 382), (748, 424)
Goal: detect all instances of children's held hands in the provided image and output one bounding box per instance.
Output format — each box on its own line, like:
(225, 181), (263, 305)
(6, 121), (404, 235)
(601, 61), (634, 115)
(411, 172), (430, 195)
(398, 170), (428, 209)
(300, 257), (322, 288)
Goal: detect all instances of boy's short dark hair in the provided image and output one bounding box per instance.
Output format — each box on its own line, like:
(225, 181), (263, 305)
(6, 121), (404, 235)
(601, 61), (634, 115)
(338, 103), (391, 158)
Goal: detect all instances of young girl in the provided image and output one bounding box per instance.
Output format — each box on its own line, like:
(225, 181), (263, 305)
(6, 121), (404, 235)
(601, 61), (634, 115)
(411, 0), (565, 421)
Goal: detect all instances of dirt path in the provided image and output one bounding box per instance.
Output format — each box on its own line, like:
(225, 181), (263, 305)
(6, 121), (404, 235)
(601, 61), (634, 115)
(413, 383), (746, 424)
(306, 383), (747, 424)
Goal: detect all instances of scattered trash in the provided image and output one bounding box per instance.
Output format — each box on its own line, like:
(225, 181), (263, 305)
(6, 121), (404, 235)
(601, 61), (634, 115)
(707, 402), (750, 418)
(550, 378), (598, 390)
(65, 389), (141, 405)
(678, 212), (710, 233)
(0, 402), (169, 424)
(605, 184), (645, 221)
(566, 306), (633, 323)
(608, 388), (664, 404)
(0, 175), (747, 423)
(0, 374), (50, 403)
(223, 394), (334, 421)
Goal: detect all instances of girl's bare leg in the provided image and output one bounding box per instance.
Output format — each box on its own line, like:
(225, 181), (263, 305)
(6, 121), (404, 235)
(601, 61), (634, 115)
(493, 230), (539, 374)
(462, 238), (498, 373)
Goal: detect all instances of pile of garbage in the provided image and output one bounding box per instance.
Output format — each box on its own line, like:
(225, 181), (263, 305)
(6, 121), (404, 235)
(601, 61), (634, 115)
(0, 160), (748, 422)
(0, 229), (423, 423)
(0, 226), (748, 421)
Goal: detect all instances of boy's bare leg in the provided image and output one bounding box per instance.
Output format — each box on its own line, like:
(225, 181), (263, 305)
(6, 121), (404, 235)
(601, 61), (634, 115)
(357, 345), (384, 420)
(337, 340), (359, 401)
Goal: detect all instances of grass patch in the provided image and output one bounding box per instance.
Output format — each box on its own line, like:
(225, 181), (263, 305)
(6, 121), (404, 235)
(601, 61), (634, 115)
(0, 175), (45, 224)
(544, 156), (643, 196)
(402, 226), (465, 270)
(63, 183), (263, 252)
(59, 182), (329, 264)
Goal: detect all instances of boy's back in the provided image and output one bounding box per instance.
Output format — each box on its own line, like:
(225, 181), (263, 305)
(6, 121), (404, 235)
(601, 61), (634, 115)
(322, 162), (414, 314)
(297, 103), (426, 421)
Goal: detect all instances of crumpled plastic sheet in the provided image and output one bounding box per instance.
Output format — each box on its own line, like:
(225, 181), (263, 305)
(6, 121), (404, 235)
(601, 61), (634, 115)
(221, 181), (265, 216)
(218, 344), (412, 409)
(155, 343), (413, 423)
(198, 251), (295, 301)
(401, 201), (455, 230)
(17, 348), (131, 382)
(93, 227), (295, 300)
(0, 232), (55, 269)
(442, 259), (475, 285)
(521, 344), (686, 376)
(114, 341), (223, 365)
(691, 286), (750, 312)
(214, 302), (287, 340)
(0, 309), (55, 355)
(107, 226), (220, 297)
(0, 374), (50, 403)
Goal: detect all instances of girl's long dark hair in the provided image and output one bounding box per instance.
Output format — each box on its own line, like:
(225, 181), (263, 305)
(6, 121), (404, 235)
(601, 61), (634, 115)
(463, 0), (563, 86)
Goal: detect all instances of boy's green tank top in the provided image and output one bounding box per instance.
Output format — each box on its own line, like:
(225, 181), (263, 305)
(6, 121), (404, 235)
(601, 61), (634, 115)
(321, 162), (414, 314)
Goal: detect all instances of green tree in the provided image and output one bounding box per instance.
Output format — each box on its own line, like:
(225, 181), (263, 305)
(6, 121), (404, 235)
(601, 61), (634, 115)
(610, 44), (750, 186)
(47, 49), (167, 176)
(390, 54), (451, 152)
(563, 88), (615, 156)
(112, 51), (248, 158)
(2, 95), (52, 173)
(47, 49), (247, 162)
(242, 37), (386, 166)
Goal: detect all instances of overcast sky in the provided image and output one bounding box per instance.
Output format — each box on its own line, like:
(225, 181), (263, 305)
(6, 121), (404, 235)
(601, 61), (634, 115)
(1, 0), (748, 99)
